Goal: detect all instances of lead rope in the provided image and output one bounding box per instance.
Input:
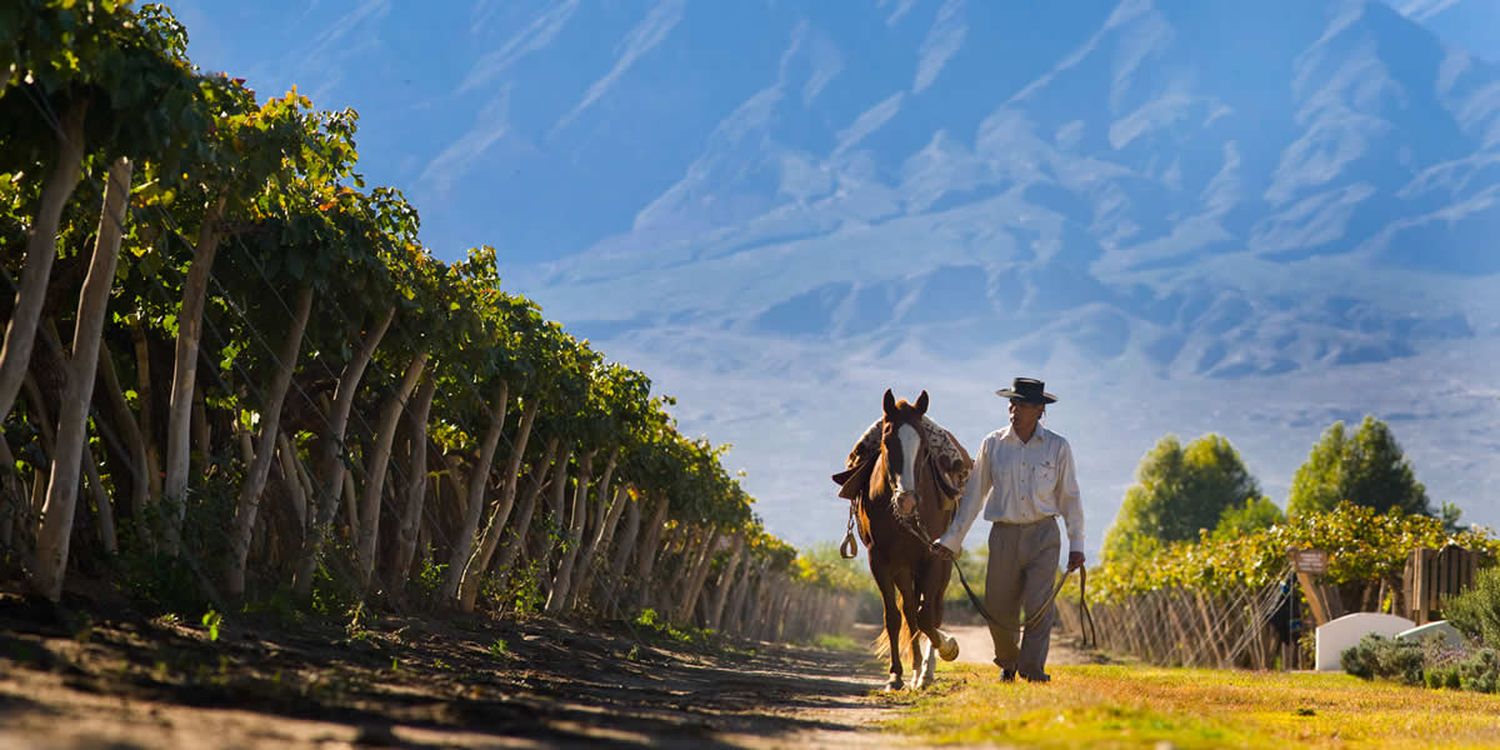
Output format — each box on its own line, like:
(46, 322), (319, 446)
(1078, 565), (1098, 650)
(949, 551), (1001, 625)
(906, 513), (1089, 638)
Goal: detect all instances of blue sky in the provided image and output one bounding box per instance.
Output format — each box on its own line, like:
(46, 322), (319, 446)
(174, 0), (1500, 552)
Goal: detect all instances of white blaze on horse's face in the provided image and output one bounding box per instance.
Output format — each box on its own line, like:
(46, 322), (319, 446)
(894, 423), (921, 502)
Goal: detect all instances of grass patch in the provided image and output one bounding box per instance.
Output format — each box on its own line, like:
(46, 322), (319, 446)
(812, 633), (862, 653)
(629, 608), (713, 646)
(887, 662), (1500, 749)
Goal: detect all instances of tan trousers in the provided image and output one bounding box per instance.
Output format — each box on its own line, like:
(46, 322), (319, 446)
(985, 518), (1060, 677)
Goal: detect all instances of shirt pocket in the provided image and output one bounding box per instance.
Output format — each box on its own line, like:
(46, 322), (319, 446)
(1035, 460), (1058, 491)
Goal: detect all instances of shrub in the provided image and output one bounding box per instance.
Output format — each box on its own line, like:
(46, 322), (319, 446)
(1340, 638), (1375, 679)
(1344, 634), (1500, 694)
(1445, 564), (1500, 648)
(1378, 640), (1429, 686)
(1425, 665), (1461, 690)
(1458, 649), (1500, 694)
(414, 557), (447, 603)
(1341, 634), (1424, 685)
(504, 559), (546, 615)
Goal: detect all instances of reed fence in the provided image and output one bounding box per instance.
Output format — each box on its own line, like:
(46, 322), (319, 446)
(1056, 565), (1294, 669)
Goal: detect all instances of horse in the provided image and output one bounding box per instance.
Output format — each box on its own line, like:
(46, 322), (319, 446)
(832, 389), (971, 690)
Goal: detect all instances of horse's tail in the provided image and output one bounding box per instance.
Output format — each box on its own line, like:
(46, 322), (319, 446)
(872, 619), (914, 663)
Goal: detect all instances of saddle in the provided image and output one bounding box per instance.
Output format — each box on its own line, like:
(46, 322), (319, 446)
(831, 417), (972, 505)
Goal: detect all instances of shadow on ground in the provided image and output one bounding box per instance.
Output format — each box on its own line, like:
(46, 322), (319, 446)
(0, 590), (886, 748)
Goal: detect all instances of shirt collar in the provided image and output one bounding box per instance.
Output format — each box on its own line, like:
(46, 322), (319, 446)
(999, 425), (1046, 444)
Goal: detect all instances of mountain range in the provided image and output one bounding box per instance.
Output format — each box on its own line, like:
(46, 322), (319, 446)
(180, 0), (1500, 551)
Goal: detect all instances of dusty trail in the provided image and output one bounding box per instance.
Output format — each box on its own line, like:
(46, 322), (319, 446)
(0, 585), (1094, 750)
(0, 593), (924, 750)
(947, 623), (1091, 668)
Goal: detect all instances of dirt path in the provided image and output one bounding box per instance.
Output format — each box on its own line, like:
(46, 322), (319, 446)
(0, 593), (927, 750)
(0, 585), (1101, 750)
(947, 623), (1092, 668)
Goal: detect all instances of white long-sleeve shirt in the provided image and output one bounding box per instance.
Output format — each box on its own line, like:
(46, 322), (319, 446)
(936, 424), (1085, 556)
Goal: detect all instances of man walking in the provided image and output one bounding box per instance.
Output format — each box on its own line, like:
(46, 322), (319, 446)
(932, 377), (1084, 683)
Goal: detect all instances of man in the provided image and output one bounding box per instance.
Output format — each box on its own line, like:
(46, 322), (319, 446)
(932, 377), (1084, 683)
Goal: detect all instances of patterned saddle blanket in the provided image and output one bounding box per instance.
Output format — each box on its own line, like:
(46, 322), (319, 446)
(833, 417), (973, 506)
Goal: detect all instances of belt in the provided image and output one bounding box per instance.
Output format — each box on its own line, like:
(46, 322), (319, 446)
(991, 515), (1056, 527)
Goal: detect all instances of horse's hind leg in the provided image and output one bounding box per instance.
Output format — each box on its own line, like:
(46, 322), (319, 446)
(871, 556), (904, 691)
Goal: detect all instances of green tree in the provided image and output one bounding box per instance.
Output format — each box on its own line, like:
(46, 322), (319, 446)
(1103, 434), (1261, 560)
(213, 118), (363, 597)
(160, 81), (350, 555)
(11, 2), (209, 600)
(1440, 502), (1465, 534)
(0, 0), (138, 427)
(289, 184), (406, 600)
(1287, 416), (1430, 517)
(1211, 495), (1285, 541)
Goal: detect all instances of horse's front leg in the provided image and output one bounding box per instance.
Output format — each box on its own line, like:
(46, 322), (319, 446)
(871, 557), (904, 691)
(916, 636), (938, 689)
(911, 630), (933, 689)
(895, 570), (927, 689)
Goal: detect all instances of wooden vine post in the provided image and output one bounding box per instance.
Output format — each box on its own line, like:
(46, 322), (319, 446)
(1290, 548), (1339, 626)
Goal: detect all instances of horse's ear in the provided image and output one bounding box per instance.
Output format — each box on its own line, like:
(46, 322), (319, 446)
(915, 390), (929, 415)
(882, 389), (896, 418)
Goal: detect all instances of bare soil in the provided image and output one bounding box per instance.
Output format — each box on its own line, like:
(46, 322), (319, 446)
(0, 589), (917, 750)
(947, 623), (1094, 669)
(0, 581), (1097, 750)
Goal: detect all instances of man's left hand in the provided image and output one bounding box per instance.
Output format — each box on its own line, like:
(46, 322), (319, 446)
(1067, 551), (1085, 571)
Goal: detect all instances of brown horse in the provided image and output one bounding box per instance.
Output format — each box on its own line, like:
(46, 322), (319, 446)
(833, 389), (968, 690)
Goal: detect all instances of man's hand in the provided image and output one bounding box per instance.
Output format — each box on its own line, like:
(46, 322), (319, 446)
(1067, 551), (1085, 572)
(930, 541), (955, 561)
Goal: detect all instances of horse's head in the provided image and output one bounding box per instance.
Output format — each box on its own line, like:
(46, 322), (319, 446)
(876, 388), (929, 518)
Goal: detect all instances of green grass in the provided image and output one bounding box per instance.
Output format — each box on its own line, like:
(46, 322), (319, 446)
(885, 662), (1500, 749)
(812, 633), (863, 653)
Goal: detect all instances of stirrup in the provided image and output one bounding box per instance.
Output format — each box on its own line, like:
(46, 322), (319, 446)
(839, 531), (859, 559)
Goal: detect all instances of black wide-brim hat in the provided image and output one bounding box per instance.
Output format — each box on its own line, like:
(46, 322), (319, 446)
(994, 377), (1057, 404)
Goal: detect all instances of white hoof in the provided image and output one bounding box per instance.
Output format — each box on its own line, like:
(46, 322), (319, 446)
(883, 674), (905, 691)
(938, 634), (959, 661)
